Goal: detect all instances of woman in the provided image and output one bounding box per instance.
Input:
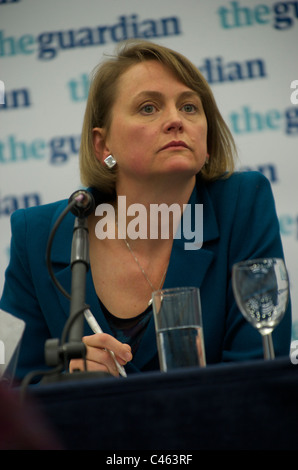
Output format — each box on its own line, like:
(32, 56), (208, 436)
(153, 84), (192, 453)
(0, 40), (291, 381)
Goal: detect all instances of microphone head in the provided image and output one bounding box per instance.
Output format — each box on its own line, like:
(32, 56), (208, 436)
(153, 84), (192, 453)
(68, 190), (95, 217)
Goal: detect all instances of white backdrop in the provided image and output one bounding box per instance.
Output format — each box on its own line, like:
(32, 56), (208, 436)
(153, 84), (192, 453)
(1, 0), (297, 338)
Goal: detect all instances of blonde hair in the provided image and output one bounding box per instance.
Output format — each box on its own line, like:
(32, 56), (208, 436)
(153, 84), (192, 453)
(79, 40), (237, 197)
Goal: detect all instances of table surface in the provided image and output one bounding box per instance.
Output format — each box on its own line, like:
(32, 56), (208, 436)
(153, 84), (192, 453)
(26, 356), (298, 450)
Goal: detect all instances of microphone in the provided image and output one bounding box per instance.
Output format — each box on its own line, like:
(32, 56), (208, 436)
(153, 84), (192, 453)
(68, 189), (95, 218)
(45, 189), (94, 373)
(34, 188), (110, 386)
(67, 190), (94, 346)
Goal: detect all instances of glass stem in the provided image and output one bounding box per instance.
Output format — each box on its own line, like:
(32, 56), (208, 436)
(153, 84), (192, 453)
(262, 333), (275, 360)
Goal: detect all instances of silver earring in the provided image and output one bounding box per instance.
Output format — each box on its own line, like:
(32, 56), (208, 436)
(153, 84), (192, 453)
(104, 155), (117, 169)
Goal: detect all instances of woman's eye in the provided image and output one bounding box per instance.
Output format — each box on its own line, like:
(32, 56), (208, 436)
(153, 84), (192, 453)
(182, 103), (197, 113)
(140, 104), (157, 114)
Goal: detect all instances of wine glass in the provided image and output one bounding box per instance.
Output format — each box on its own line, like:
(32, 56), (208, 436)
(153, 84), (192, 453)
(232, 258), (289, 360)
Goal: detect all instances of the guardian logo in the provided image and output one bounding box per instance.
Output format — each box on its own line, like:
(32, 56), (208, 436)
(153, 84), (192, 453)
(218, 1), (298, 30)
(0, 14), (181, 61)
(228, 105), (298, 135)
(0, 80), (4, 104)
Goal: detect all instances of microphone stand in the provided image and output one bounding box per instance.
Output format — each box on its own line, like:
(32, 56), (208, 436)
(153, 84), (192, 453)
(43, 197), (109, 383)
(69, 216), (89, 346)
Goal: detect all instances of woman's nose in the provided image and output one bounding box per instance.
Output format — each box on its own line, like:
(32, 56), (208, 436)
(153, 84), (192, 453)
(164, 107), (183, 133)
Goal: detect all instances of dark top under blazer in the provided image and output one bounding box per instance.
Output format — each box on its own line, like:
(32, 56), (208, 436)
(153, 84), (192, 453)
(0, 171), (292, 380)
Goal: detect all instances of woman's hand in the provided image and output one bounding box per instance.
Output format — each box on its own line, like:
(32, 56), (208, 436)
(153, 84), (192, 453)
(69, 333), (133, 377)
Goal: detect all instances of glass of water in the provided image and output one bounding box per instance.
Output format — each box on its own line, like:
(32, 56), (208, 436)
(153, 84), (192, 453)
(152, 287), (206, 372)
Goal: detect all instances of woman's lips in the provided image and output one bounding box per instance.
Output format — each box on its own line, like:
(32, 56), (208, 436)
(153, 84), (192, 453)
(161, 141), (189, 150)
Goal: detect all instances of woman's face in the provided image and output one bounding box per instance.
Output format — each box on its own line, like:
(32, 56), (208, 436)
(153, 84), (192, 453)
(99, 60), (208, 185)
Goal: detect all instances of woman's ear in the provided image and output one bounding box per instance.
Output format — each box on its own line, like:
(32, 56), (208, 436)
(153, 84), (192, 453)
(92, 127), (111, 163)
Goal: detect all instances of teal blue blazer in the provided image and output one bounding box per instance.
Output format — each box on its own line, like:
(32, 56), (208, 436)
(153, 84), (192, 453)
(0, 171), (292, 380)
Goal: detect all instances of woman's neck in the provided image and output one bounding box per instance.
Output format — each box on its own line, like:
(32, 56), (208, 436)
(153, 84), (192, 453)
(116, 173), (196, 210)
(114, 174), (196, 248)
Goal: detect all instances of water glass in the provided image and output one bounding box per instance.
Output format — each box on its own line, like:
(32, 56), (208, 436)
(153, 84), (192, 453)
(152, 287), (206, 372)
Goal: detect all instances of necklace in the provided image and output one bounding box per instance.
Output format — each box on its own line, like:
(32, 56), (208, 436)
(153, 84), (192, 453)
(123, 238), (168, 306)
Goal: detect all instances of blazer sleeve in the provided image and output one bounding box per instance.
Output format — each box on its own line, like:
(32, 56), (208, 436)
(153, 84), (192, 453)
(0, 209), (51, 380)
(223, 172), (292, 361)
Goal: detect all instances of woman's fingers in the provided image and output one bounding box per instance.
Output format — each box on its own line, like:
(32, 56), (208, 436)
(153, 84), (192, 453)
(84, 333), (132, 362)
(69, 333), (132, 376)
